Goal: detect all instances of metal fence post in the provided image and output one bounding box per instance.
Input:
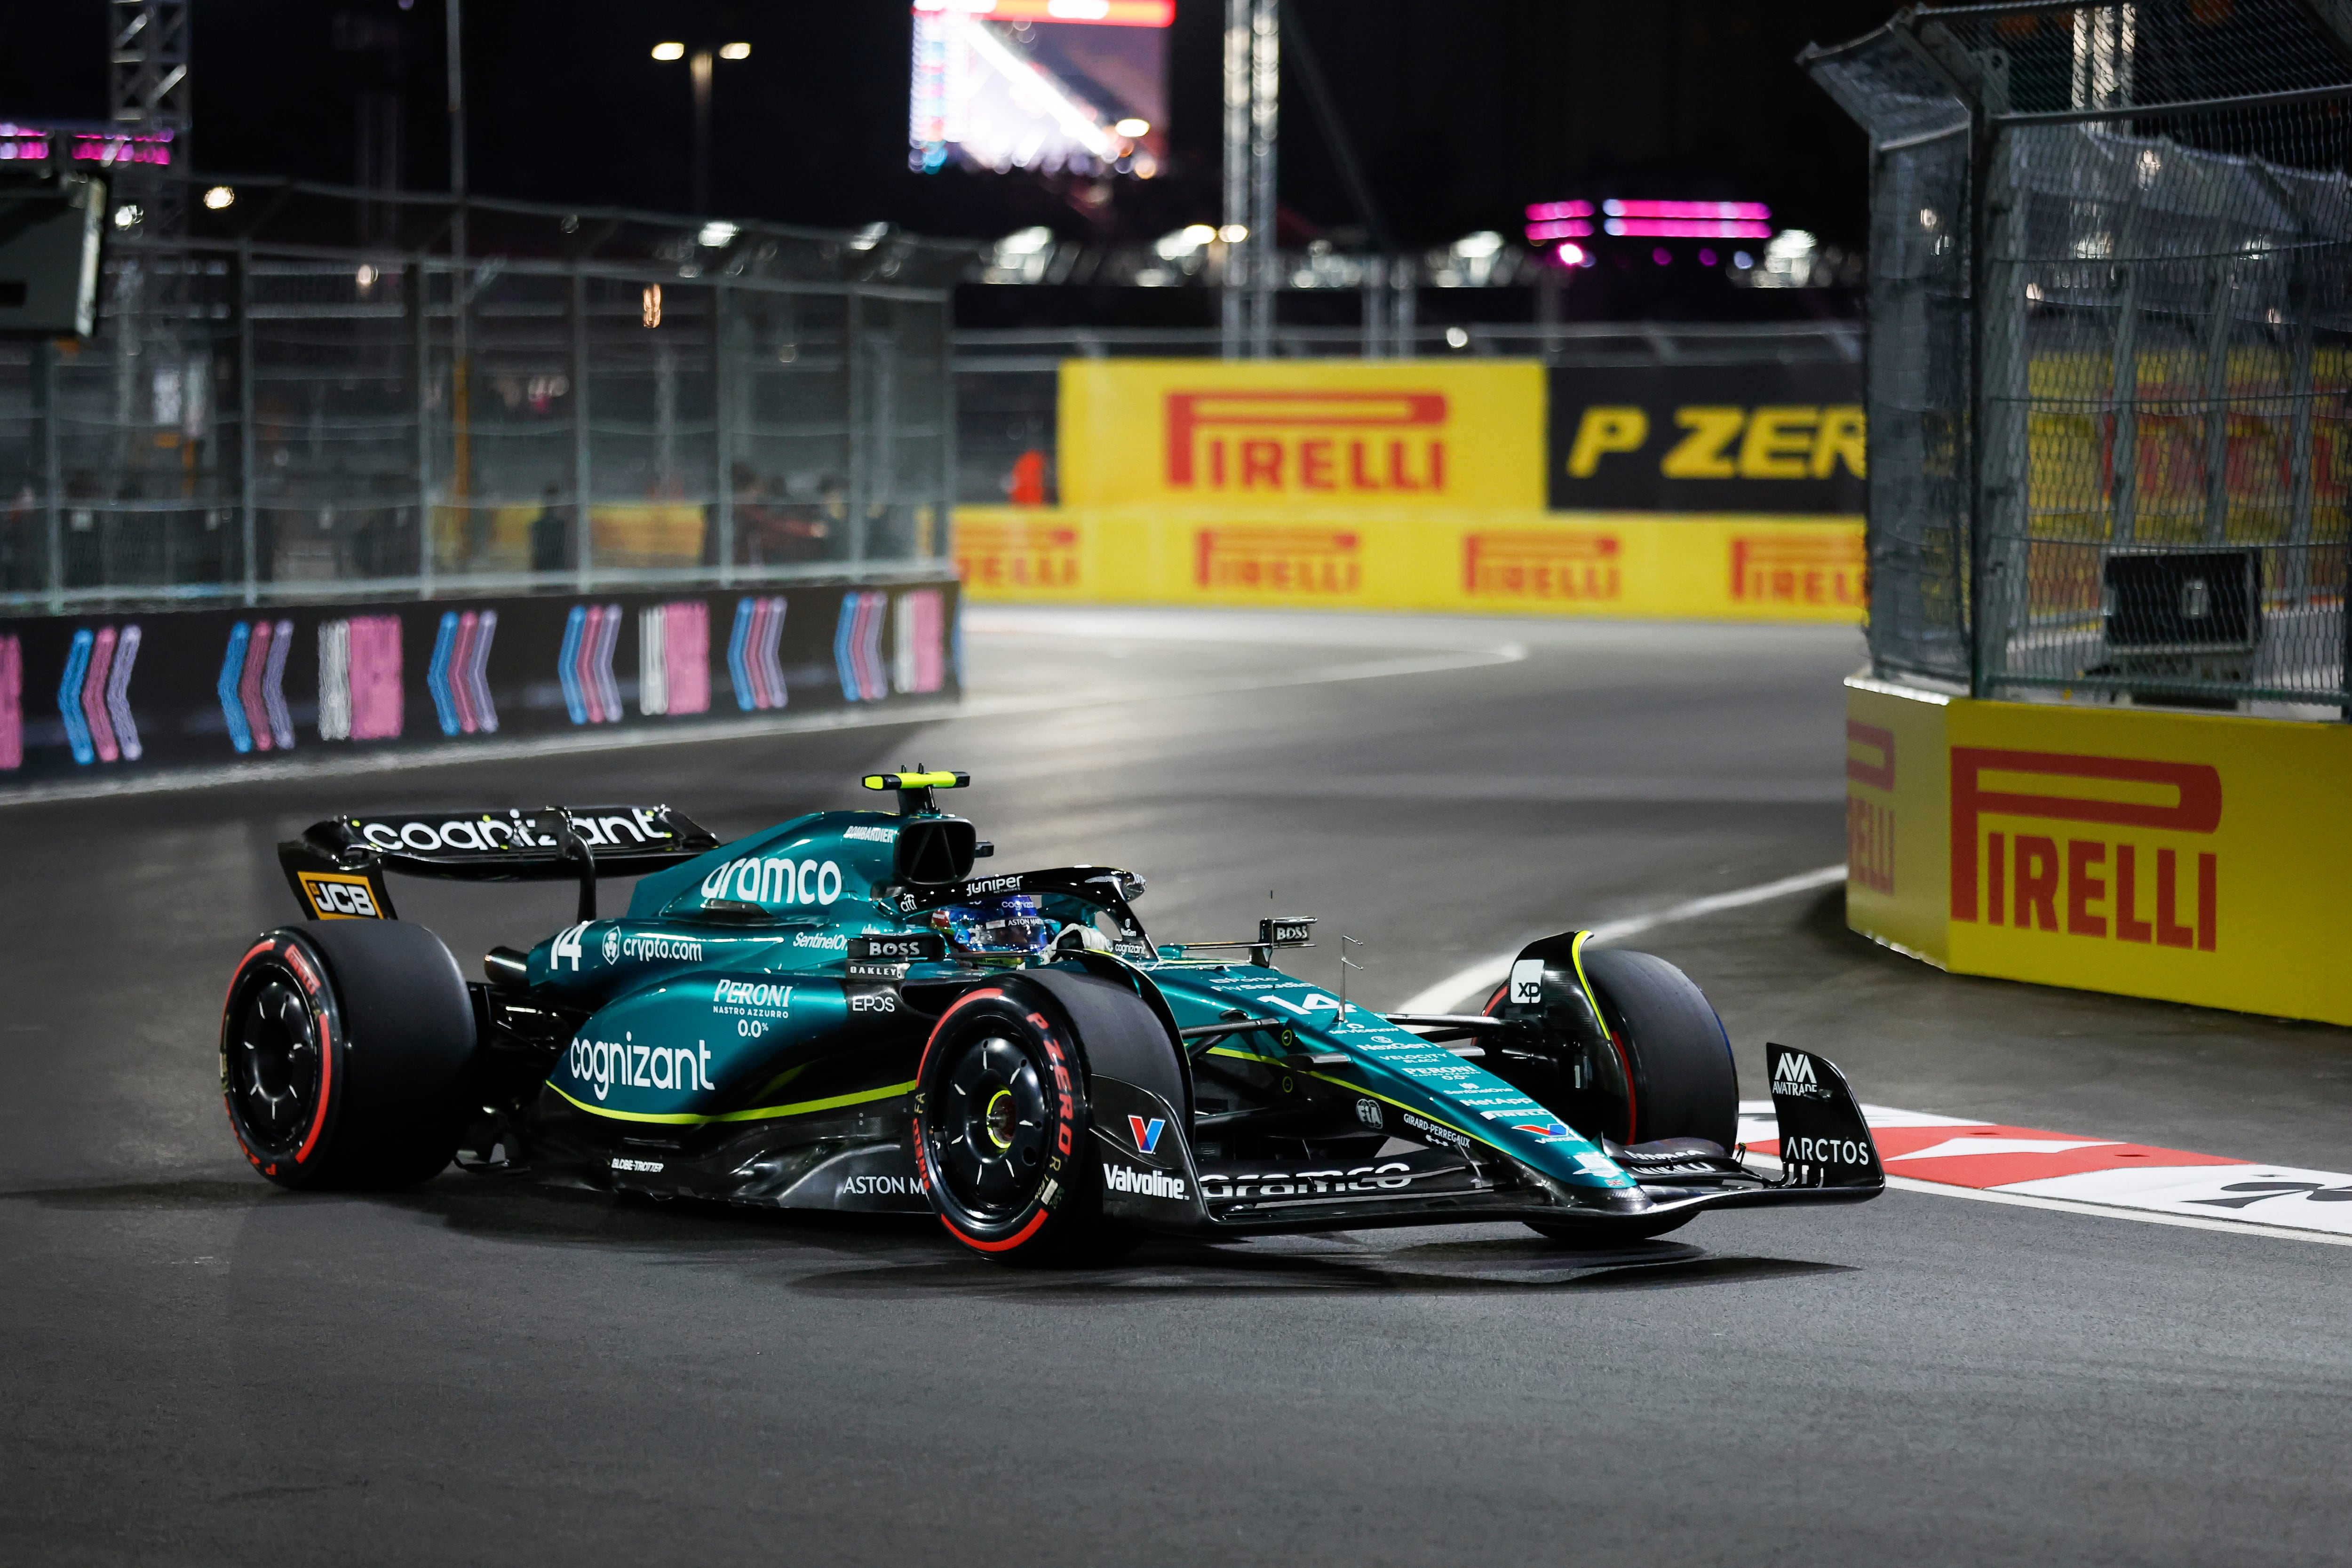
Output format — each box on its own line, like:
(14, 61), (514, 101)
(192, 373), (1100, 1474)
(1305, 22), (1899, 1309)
(410, 256), (434, 596)
(936, 302), (955, 570)
(846, 287), (867, 566)
(236, 242), (259, 607)
(35, 338), (63, 613)
(713, 279), (734, 585)
(571, 265), (593, 593)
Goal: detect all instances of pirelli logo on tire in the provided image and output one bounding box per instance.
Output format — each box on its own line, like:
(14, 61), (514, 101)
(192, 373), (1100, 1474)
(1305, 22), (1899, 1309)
(297, 870), (386, 920)
(1950, 748), (2220, 953)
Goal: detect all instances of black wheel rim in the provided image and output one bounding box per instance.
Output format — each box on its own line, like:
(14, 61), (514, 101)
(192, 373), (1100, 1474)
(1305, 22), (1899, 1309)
(230, 971), (322, 1153)
(933, 1030), (1049, 1219)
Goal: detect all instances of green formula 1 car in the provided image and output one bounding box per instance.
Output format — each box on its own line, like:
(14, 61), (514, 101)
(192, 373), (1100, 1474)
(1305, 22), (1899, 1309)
(220, 770), (1883, 1262)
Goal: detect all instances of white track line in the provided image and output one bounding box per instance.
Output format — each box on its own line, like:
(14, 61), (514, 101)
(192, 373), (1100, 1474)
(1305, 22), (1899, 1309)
(1391, 863), (1846, 1015)
(0, 640), (1525, 809)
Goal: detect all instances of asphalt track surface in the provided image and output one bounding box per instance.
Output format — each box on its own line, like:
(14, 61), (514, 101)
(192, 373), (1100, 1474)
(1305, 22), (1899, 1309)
(8, 607), (2352, 1566)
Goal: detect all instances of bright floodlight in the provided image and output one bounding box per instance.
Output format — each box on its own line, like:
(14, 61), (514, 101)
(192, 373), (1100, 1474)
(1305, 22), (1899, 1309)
(1218, 223), (1248, 243)
(1114, 118), (1150, 137)
(698, 221), (739, 248)
(1452, 230), (1503, 259)
(202, 186), (235, 210)
(652, 41), (686, 61)
(112, 204), (142, 230)
(719, 41), (750, 60)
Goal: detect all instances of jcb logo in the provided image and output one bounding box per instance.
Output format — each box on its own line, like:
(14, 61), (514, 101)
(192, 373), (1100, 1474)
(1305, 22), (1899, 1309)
(1564, 404), (1865, 483)
(298, 872), (382, 920)
(1951, 748), (2221, 952)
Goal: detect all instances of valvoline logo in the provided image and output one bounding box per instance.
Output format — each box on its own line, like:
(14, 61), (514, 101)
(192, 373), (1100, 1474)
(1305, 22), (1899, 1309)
(1128, 1115), (1166, 1154)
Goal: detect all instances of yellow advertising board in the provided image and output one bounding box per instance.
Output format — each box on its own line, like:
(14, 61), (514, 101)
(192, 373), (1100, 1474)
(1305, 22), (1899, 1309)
(1058, 358), (1546, 511)
(1845, 677), (2352, 1025)
(954, 506), (1865, 623)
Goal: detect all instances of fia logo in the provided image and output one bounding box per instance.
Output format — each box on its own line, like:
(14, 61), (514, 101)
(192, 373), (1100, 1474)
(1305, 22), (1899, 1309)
(1509, 959), (1545, 1007)
(1128, 1115), (1166, 1154)
(1355, 1098), (1383, 1130)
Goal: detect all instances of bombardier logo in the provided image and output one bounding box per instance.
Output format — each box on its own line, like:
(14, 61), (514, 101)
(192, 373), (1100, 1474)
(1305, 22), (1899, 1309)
(1102, 1162), (1188, 1201)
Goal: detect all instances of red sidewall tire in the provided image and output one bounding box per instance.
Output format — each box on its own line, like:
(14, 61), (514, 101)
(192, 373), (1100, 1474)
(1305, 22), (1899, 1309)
(912, 981), (1108, 1265)
(221, 922), (473, 1190)
(221, 931), (348, 1189)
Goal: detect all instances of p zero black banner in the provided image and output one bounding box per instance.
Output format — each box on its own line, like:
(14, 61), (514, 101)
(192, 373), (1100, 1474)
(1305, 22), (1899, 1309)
(1547, 363), (1865, 514)
(0, 578), (959, 786)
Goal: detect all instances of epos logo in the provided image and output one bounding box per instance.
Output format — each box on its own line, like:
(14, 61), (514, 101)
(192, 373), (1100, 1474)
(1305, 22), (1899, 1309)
(1951, 748), (2221, 951)
(1165, 390), (1448, 495)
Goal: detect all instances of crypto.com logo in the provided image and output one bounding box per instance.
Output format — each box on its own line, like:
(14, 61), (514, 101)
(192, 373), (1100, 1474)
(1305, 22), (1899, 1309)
(1950, 748), (2221, 950)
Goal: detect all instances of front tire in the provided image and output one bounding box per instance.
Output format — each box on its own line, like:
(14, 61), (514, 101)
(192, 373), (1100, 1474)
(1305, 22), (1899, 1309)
(221, 922), (475, 1189)
(913, 978), (1127, 1266)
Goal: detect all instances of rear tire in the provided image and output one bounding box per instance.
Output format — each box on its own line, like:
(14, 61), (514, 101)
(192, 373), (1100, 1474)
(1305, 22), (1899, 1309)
(220, 922), (475, 1190)
(913, 977), (1135, 1266)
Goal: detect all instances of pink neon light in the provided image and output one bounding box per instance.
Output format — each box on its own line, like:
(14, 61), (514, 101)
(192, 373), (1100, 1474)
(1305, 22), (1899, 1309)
(1603, 199), (1769, 220)
(1523, 200), (1595, 222)
(1524, 219), (1594, 242)
(1602, 218), (1773, 239)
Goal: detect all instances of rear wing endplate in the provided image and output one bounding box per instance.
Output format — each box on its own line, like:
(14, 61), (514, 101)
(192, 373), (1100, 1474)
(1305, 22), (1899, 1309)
(277, 805), (719, 924)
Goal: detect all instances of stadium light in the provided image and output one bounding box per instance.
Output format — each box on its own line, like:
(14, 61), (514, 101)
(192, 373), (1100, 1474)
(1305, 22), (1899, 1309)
(1115, 117), (1150, 137)
(203, 185), (235, 209)
(718, 42), (750, 60)
(652, 41), (685, 60)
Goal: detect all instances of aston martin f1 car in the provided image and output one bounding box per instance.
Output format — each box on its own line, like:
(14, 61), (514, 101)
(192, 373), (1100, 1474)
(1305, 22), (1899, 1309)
(221, 771), (1883, 1262)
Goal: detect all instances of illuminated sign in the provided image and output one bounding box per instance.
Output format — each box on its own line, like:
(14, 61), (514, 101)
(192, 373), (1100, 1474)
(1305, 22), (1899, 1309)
(911, 3), (1167, 176)
(1060, 360), (1544, 511)
(1525, 198), (1770, 244)
(0, 122), (175, 167)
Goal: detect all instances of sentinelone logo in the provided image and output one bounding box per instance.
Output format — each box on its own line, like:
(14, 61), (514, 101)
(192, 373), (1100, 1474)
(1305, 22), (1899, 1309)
(1165, 390), (1448, 494)
(956, 519), (1080, 590)
(1951, 748), (2221, 951)
(1462, 530), (1621, 601)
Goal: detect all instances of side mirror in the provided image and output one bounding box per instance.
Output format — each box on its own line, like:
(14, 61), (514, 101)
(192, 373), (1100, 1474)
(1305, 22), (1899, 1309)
(895, 817), (978, 886)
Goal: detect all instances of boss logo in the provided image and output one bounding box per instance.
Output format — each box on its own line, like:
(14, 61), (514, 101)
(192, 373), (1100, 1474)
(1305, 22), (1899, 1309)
(298, 872), (381, 920)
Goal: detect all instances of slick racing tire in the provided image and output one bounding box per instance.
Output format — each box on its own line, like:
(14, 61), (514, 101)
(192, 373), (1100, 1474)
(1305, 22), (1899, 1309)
(1576, 948), (1738, 1151)
(912, 977), (1140, 1267)
(221, 921), (476, 1190)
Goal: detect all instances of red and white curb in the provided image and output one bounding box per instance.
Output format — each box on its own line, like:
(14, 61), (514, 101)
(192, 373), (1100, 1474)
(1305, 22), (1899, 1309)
(1739, 1101), (2352, 1246)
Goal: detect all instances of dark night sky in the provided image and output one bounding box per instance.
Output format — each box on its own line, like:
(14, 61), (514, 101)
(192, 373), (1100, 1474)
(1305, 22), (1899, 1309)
(0, 1), (1897, 249)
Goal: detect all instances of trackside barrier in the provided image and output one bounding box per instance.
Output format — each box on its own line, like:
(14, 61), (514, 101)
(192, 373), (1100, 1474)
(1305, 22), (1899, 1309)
(0, 578), (960, 787)
(1844, 675), (2352, 1026)
(956, 507), (1864, 623)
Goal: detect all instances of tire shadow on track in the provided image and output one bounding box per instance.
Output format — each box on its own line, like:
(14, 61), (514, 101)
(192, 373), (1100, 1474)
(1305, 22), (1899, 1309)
(789, 1240), (1855, 1300)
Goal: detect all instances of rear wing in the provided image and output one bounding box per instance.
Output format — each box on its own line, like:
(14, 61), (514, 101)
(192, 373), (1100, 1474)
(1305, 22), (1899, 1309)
(277, 805), (719, 924)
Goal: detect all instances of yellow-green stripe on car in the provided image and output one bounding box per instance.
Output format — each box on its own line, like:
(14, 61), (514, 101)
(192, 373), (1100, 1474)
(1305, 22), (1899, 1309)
(549, 1079), (916, 1125)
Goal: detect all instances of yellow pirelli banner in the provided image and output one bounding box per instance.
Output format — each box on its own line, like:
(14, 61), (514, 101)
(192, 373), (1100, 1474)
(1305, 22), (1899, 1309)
(956, 509), (1864, 623)
(958, 359), (1864, 623)
(1846, 677), (2352, 1025)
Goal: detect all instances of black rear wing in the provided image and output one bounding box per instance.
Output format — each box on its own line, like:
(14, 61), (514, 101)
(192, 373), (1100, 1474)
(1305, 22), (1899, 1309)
(277, 805), (719, 924)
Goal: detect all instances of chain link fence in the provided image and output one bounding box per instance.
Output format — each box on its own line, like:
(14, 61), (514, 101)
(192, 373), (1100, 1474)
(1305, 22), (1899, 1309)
(1807, 0), (2352, 713)
(0, 178), (968, 609)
